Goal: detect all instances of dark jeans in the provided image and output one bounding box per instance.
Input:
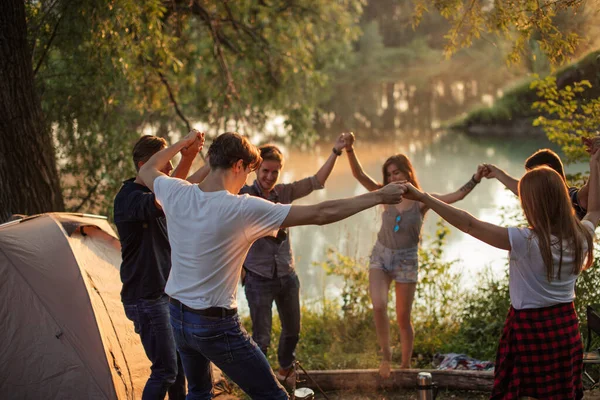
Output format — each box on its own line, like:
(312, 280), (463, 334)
(123, 295), (186, 400)
(169, 302), (288, 400)
(244, 270), (301, 369)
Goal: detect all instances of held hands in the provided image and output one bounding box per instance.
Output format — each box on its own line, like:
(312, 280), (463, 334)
(344, 131), (355, 150)
(481, 163), (499, 179)
(474, 164), (486, 182)
(397, 182), (425, 202)
(377, 181), (406, 204)
(181, 129), (205, 158)
(334, 132), (347, 152)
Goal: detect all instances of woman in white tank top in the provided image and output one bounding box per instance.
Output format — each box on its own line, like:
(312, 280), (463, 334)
(400, 150), (600, 399)
(343, 133), (485, 377)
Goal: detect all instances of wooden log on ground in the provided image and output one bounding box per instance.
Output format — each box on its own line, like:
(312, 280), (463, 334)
(296, 368), (493, 392)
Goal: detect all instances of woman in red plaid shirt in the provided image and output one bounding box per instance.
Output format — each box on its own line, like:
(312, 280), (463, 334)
(399, 149), (600, 400)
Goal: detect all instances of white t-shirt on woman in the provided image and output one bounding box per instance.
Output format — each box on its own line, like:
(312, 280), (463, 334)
(153, 175), (291, 310)
(507, 220), (595, 310)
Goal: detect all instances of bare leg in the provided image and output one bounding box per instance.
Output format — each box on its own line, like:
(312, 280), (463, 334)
(369, 268), (393, 378)
(395, 282), (417, 369)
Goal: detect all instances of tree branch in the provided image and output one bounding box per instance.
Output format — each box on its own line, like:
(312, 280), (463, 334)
(157, 70), (192, 132)
(33, 12), (64, 76)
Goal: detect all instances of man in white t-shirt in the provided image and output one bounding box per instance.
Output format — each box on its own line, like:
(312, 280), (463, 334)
(139, 130), (405, 399)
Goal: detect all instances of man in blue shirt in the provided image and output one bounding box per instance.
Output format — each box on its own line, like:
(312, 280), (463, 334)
(114, 134), (203, 400)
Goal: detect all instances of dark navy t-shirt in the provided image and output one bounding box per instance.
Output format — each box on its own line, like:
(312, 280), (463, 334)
(569, 187), (587, 220)
(114, 178), (171, 304)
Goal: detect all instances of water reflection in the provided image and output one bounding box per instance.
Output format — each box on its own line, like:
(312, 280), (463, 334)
(237, 131), (586, 313)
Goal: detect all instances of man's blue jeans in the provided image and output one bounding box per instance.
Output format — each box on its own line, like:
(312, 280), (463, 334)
(169, 302), (288, 400)
(244, 271), (301, 369)
(123, 295), (186, 400)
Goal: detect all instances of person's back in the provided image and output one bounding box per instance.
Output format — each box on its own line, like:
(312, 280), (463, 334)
(113, 134), (202, 400)
(154, 177), (290, 310)
(139, 131), (405, 400)
(508, 224), (593, 310)
(114, 179), (171, 303)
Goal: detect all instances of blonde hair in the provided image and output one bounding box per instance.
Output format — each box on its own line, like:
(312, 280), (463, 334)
(519, 166), (593, 281)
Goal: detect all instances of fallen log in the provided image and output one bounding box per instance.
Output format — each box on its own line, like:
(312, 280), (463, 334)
(296, 368), (493, 392)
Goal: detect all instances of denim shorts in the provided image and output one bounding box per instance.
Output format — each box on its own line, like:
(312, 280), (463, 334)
(369, 241), (419, 283)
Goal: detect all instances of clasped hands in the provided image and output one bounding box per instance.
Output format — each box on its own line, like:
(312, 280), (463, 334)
(181, 129), (206, 158)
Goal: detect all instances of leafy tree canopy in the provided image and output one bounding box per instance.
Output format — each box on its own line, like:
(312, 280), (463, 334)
(27, 0), (362, 214)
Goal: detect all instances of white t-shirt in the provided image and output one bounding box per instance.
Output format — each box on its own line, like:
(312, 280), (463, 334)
(507, 220), (595, 310)
(153, 175), (291, 309)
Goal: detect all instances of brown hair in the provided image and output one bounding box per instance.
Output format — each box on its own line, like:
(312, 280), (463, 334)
(519, 166), (593, 281)
(132, 135), (167, 171)
(524, 149), (567, 182)
(382, 154), (421, 188)
(258, 144), (284, 165)
(207, 132), (262, 171)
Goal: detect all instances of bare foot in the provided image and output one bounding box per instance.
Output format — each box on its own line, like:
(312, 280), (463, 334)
(379, 360), (392, 378)
(399, 364), (410, 370)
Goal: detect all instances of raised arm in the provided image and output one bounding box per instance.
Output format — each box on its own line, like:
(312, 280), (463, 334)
(344, 132), (382, 192)
(428, 165), (486, 206)
(281, 182), (404, 228)
(139, 130), (204, 191)
(583, 150), (600, 227)
(171, 136), (203, 179)
(402, 182), (511, 250)
(483, 164), (519, 196)
(314, 133), (347, 186)
(577, 135), (600, 211)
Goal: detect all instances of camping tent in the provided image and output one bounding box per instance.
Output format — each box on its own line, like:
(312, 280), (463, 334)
(0, 213), (150, 399)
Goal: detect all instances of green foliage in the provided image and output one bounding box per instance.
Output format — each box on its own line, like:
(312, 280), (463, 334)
(453, 49), (600, 131)
(532, 75), (600, 163)
(26, 0), (364, 216)
(412, 0), (586, 66)
(254, 213), (600, 369)
(415, 220), (462, 326)
(450, 269), (510, 361)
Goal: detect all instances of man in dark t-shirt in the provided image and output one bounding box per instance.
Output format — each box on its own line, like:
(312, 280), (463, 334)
(483, 148), (590, 219)
(114, 134), (203, 400)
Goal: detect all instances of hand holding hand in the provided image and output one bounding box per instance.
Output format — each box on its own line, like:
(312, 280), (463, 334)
(334, 133), (347, 151)
(482, 163), (498, 179)
(344, 132), (355, 150)
(181, 129), (205, 158)
(474, 164), (487, 182)
(378, 181), (405, 204)
(398, 182), (425, 202)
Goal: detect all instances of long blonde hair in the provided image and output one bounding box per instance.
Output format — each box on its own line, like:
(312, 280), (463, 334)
(519, 166), (593, 281)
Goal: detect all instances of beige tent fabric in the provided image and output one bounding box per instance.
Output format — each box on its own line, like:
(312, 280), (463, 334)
(0, 214), (148, 399)
(69, 225), (149, 399)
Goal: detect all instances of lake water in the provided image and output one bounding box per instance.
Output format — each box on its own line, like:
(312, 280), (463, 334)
(236, 131), (589, 313)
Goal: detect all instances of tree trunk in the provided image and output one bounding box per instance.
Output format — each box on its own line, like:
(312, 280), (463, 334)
(0, 0), (64, 223)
